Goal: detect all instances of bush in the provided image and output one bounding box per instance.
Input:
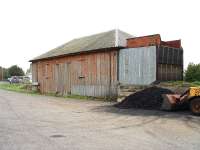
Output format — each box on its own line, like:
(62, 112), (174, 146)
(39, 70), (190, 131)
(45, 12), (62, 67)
(185, 63), (200, 82)
(8, 65), (25, 77)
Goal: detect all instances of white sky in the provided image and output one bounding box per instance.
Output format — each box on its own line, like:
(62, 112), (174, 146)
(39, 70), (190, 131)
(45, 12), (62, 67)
(0, 0), (199, 71)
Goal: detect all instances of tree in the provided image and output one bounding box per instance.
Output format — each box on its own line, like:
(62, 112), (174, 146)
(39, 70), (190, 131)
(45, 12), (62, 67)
(185, 63), (200, 82)
(3, 68), (10, 79)
(8, 65), (25, 77)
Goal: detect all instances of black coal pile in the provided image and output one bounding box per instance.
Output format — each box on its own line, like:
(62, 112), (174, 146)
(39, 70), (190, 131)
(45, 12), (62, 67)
(115, 86), (174, 110)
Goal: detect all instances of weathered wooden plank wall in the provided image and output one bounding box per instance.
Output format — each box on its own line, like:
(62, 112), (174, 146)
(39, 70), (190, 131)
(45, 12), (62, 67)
(157, 64), (182, 81)
(32, 49), (118, 98)
(157, 46), (183, 81)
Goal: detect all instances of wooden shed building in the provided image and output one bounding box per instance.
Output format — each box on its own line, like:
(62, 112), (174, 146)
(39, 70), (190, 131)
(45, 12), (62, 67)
(30, 30), (132, 98)
(30, 30), (183, 98)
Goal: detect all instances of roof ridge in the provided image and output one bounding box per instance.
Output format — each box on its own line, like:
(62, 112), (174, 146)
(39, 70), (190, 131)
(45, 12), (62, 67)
(30, 29), (133, 61)
(72, 29), (115, 41)
(115, 29), (119, 47)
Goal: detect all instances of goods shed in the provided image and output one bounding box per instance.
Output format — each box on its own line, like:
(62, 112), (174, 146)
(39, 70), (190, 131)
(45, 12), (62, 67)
(30, 31), (183, 98)
(30, 30), (133, 98)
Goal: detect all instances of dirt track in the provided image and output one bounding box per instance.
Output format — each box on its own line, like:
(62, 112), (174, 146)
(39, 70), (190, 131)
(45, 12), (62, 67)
(0, 89), (200, 150)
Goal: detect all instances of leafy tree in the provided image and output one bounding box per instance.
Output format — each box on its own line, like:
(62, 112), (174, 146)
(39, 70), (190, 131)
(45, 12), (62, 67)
(8, 65), (25, 77)
(3, 68), (10, 79)
(185, 63), (200, 82)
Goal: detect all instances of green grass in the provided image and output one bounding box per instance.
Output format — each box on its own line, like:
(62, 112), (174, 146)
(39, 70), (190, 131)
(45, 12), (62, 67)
(4, 81), (199, 100)
(190, 81), (200, 86)
(0, 83), (39, 94)
(64, 94), (107, 101)
(160, 81), (200, 87)
(41, 92), (91, 100)
(0, 83), (103, 100)
(45, 92), (104, 101)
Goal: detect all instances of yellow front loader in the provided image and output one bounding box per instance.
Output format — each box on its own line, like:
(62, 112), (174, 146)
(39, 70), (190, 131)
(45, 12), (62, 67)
(162, 87), (200, 115)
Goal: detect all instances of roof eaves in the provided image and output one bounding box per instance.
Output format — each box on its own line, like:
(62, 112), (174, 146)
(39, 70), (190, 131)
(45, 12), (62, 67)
(29, 46), (124, 62)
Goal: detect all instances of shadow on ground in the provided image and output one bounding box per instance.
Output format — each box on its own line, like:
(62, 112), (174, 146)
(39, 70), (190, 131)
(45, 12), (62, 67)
(91, 103), (200, 122)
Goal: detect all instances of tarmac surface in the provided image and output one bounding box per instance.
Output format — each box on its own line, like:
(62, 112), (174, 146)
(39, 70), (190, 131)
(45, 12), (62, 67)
(0, 89), (200, 150)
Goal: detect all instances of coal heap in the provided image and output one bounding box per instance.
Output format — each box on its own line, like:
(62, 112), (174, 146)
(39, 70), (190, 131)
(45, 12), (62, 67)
(115, 86), (174, 110)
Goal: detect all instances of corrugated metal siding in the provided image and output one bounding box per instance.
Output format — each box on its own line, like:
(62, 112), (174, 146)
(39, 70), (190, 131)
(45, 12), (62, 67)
(119, 46), (157, 85)
(32, 50), (118, 98)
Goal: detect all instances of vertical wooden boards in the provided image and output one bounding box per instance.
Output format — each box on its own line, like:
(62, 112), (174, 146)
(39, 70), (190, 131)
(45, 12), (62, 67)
(33, 50), (118, 97)
(157, 46), (183, 65)
(157, 46), (183, 81)
(70, 51), (118, 98)
(157, 64), (182, 81)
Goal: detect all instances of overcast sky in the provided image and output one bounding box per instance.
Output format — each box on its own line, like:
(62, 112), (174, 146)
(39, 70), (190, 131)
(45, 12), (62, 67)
(0, 0), (199, 71)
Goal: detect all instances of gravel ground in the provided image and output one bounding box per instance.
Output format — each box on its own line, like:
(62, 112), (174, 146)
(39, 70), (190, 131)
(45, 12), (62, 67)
(0, 89), (200, 150)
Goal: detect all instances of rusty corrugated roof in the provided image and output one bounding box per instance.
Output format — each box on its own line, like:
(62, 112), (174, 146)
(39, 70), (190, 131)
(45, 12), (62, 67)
(31, 29), (133, 61)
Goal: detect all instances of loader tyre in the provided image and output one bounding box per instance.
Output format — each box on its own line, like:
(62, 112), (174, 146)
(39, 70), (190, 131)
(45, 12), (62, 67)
(190, 97), (200, 116)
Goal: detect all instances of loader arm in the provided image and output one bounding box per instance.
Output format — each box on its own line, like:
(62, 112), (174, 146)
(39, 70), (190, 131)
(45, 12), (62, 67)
(161, 87), (200, 115)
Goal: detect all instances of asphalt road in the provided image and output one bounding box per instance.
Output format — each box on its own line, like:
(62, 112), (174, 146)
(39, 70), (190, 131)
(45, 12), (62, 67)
(0, 89), (200, 150)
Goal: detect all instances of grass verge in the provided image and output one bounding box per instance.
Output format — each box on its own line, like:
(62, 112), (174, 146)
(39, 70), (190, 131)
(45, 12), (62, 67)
(159, 81), (200, 87)
(0, 83), (105, 101)
(0, 83), (39, 95)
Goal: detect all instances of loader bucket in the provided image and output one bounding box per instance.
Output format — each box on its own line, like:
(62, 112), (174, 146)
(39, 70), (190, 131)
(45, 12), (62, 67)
(161, 94), (181, 110)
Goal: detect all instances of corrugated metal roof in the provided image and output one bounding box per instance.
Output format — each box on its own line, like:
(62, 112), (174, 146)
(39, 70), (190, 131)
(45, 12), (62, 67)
(31, 29), (133, 61)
